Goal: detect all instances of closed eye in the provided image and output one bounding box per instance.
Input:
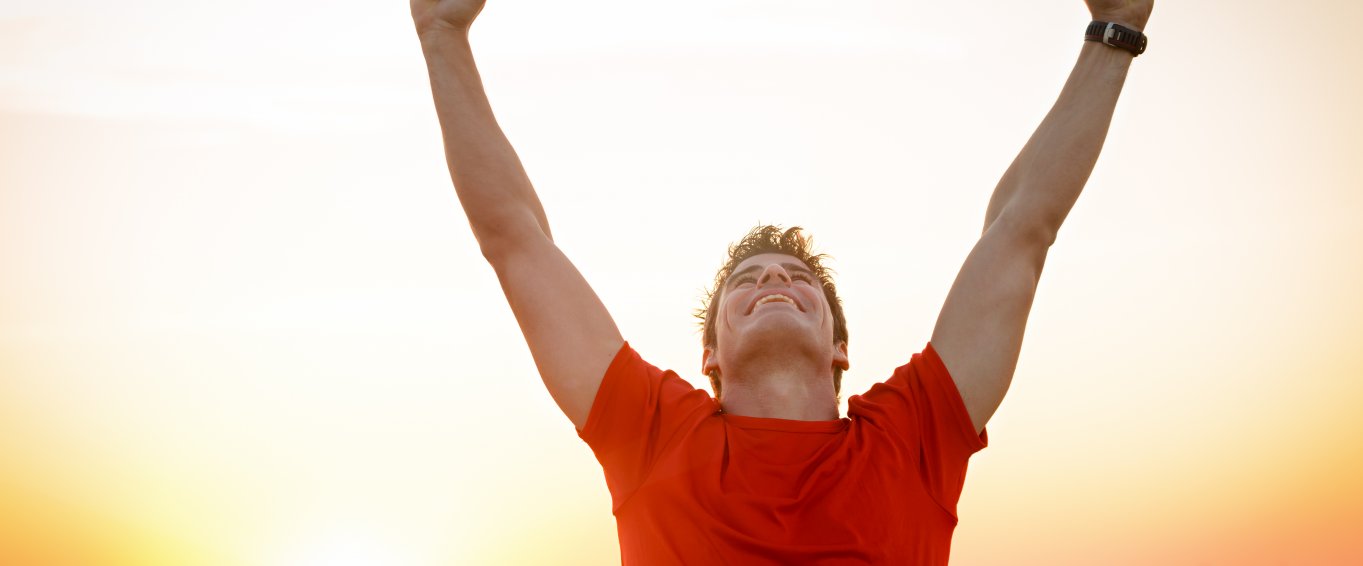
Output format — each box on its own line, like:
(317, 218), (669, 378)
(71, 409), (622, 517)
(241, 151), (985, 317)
(730, 272), (813, 287)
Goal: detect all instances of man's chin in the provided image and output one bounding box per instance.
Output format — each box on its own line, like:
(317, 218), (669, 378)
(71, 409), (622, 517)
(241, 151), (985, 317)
(732, 323), (824, 352)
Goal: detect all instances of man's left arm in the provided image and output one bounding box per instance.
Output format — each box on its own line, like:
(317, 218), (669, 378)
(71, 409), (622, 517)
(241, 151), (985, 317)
(930, 1), (1154, 435)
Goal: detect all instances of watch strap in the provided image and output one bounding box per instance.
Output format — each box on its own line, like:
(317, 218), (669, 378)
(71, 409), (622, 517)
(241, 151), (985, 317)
(1085, 21), (1147, 56)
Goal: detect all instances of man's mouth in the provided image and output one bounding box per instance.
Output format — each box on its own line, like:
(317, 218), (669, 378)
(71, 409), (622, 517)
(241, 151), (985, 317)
(749, 293), (800, 313)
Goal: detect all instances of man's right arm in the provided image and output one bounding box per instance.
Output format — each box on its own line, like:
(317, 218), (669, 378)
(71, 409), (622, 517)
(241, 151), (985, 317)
(414, 0), (623, 431)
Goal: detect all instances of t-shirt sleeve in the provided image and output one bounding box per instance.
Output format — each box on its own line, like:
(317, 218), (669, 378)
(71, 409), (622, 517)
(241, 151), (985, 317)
(577, 341), (716, 511)
(847, 342), (988, 518)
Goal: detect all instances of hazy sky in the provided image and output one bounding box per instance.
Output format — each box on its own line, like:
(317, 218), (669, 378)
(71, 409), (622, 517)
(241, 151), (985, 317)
(2, 1), (1361, 564)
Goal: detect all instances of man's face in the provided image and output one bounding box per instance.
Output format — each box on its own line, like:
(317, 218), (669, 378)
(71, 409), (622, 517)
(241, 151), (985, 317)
(703, 252), (848, 379)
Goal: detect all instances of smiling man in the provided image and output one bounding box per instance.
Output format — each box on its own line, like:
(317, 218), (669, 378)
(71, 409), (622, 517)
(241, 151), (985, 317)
(411, 0), (1154, 563)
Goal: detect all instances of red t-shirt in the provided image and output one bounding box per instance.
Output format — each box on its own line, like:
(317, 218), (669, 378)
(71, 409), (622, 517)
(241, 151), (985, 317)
(578, 341), (988, 565)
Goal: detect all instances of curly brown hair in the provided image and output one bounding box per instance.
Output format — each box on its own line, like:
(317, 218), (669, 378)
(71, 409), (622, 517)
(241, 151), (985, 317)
(695, 225), (848, 399)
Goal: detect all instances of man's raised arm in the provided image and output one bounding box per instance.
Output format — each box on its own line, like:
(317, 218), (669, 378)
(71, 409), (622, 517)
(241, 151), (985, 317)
(930, 0), (1154, 434)
(413, 0), (623, 430)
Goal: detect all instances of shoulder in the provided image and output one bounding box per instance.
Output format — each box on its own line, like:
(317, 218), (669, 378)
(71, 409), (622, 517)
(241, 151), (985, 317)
(579, 342), (716, 440)
(848, 344), (986, 451)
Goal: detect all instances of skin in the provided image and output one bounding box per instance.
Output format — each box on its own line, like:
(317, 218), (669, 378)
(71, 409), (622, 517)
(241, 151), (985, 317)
(413, 0), (1155, 433)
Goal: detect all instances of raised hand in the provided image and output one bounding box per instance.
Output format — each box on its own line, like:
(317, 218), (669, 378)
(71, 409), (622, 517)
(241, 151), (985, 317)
(1084, 0), (1153, 31)
(411, 0), (487, 36)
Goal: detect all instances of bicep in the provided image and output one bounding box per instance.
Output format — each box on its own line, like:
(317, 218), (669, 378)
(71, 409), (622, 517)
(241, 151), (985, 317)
(930, 217), (1050, 434)
(487, 237), (624, 431)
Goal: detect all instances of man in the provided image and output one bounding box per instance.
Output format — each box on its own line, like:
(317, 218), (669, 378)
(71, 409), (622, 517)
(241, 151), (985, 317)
(411, 0), (1153, 563)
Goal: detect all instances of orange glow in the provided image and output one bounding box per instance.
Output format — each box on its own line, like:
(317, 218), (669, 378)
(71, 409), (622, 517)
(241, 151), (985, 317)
(2, 0), (1361, 563)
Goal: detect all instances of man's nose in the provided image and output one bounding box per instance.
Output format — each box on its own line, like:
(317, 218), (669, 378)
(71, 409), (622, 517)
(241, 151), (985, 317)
(757, 264), (792, 286)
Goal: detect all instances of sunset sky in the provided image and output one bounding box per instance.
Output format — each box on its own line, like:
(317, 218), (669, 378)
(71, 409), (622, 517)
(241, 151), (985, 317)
(2, 0), (1361, 564)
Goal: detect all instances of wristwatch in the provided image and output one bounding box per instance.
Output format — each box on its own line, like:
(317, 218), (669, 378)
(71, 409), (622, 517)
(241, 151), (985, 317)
(1085, 21), (1147, 57)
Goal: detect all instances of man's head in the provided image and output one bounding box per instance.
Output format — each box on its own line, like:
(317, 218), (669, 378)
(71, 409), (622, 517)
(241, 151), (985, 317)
(696, 225), (849, 400)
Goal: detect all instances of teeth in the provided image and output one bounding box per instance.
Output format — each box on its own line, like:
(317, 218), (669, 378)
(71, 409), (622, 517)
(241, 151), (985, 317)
(757, 294), (794, 306)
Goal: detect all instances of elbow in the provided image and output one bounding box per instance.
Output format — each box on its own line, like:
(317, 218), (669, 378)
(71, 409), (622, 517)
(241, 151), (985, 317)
(473, 213), (552, 264)
(987, 209), (1061, 249)
(476, 235), (514, 264)
(1032, 220), (1060, 248)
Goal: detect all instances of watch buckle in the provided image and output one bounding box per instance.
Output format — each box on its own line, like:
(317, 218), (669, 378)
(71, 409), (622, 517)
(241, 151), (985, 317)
(1102, 22), (1147, 55)
(1102, 22), (1121, 45)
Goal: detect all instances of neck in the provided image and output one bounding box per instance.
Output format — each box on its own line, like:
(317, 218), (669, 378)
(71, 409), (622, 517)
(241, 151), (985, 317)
(717, 355), (839, 421)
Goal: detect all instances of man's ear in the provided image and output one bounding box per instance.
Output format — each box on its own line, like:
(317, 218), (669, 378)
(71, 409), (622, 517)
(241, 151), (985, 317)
(702, 346), (720, 377)
(833, 341), (850, 371)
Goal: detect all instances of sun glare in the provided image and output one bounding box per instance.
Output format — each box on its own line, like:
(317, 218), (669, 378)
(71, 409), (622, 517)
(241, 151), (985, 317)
(265, 530), (417, 566)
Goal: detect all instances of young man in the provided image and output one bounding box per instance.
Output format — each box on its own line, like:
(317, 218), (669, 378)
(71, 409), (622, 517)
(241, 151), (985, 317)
(412, 0), (1153, 563)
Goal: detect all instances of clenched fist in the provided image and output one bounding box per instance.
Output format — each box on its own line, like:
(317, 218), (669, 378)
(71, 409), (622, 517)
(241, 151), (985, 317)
(411, 0), (486, 36)
(1084, 0), (1153, 31)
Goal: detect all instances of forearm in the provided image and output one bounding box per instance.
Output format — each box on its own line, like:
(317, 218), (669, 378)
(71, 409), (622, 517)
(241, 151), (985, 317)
(420, 29), (553, 256)
(983, 40), (1134, 240)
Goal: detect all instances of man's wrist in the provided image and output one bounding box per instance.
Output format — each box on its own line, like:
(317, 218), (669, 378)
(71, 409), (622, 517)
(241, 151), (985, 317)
(418, 22), (473, 51)
(1085, 20), (1147, 57)
(1080, 38), (1138, 67)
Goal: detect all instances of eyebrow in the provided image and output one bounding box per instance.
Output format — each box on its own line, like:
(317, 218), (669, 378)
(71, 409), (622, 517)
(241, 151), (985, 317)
(727, 262), (814, 285)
